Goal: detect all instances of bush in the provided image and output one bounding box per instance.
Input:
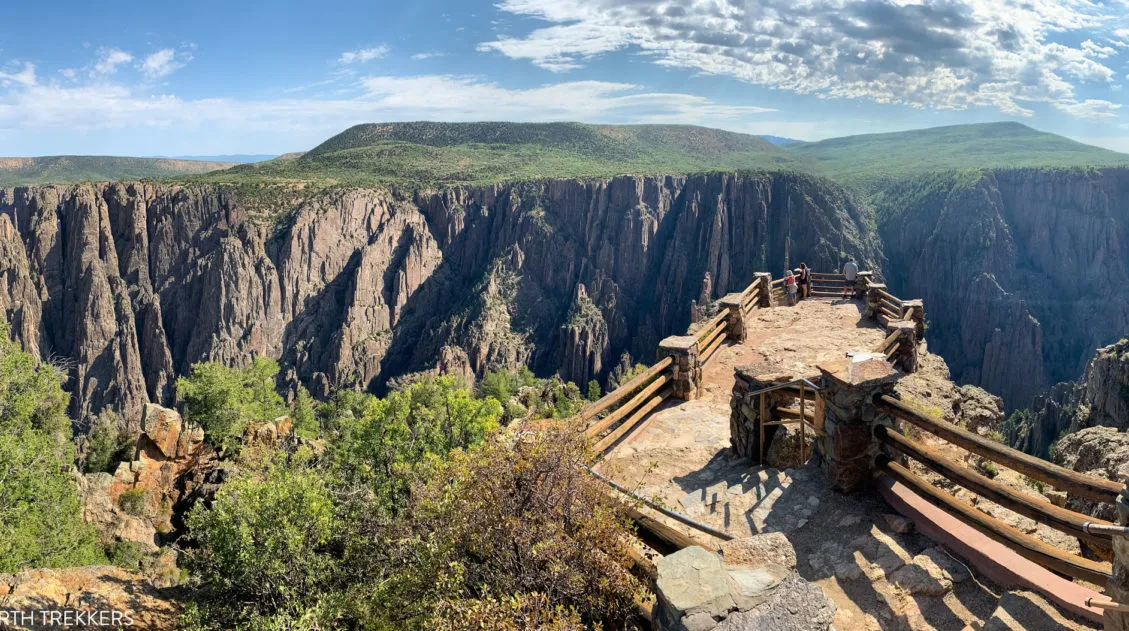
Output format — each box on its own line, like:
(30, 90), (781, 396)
(177, 356), (287, 453)
(428, 593), (583, 631)
(587, 380), (601, 402)
(367, 421), (641, 628)
(118, 488), (148, 517)
(186, 453), (338, 618)
(479, 367), (537, 403)
(108, 541), (149, 571)
(82, 413), (135, 474)
(330, 376), (501, 514)
(291, 386), (319, 439)
(0, 320), (103, 572)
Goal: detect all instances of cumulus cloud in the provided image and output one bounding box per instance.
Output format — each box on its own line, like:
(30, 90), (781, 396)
(479, 0), (1126, 118)
(92, 48), (133, 76)
(141, 48), (191, 79)
(339, 45), (390, 64)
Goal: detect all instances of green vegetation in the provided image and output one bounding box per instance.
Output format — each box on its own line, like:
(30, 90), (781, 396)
(0, 156), (235, 186)
(792, 122), (1129, 191)
(182, 372), (638, 630)
(176, 356), (288, 454)
(80, 413), (135, 473)
(0, 319), (103, 572)
(189, 122), (797, 191)
(117, 488), (148, 518)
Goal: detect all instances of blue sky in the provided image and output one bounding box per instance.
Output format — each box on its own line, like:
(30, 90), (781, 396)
(1, 0), (1127, 156)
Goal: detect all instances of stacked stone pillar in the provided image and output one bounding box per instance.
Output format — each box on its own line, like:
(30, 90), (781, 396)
(658, 335), (702, 401)
(864, 282), (887, 320)
(753, 272), (774, 308)
(1106, 465), (1129, 630)
(854, 271), (873, 299)
(816, 354), (901, 492)
(885, 321), (918, 373)
(729, 368), (796, 463)
(718, 293), (748, 343)
(902, 299), (925, 340)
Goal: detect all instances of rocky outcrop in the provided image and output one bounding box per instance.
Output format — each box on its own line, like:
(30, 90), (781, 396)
(1, 174), (880, 426)
(1010, 337), (1129, 459)
(881, 167), (1129, 411)
(78, 403), (214, 548)
(0, 566), (181, 630)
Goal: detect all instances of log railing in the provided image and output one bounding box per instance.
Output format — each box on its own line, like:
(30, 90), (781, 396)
(873, 393), (1124, 584)
(877, 394), (1121, 504)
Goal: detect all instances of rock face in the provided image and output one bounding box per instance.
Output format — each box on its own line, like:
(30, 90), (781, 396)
(881, 167), (1129, 411)
(78, 404), (214, 548)
(1010, 337), (1129, 458)
(0, 174), (880, 426)
(0, 566), (181, 630)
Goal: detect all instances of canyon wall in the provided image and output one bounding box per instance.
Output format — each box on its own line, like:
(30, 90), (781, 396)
(880, 167), (1129, 411)
(0, 173), (880, 429)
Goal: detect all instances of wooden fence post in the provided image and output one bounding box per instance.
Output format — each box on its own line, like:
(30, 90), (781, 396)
(1107, 465), (1129, 630)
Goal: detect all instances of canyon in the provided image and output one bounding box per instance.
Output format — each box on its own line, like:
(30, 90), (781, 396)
(1, 166), (1127, 428)
(0, 173), (879, 429)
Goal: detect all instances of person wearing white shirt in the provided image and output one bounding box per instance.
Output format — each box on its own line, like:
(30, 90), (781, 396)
(842, 258), (858, 299)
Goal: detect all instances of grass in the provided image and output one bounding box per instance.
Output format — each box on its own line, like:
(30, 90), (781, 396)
(186, 122), (800, 190)
(791, 122), (1129, 192)
(0, 155), (236, 186)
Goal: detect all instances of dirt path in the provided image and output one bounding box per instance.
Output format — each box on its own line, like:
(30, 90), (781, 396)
(596, 298), (1098, 631)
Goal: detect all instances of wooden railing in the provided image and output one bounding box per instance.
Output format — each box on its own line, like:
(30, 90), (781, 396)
(875, 394), (1121, 584)
(751, 378), (823, 464)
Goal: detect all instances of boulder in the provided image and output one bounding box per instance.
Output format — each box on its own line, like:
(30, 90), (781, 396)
(888, 554), (953, 596)
(141, 403), (182, 459)
(956, 385), (1005, 434)
(719, 533), (797, 570)
(713, 574), (836, 631)
(655, 546), (736, 623)
(0, 566), (181, 630)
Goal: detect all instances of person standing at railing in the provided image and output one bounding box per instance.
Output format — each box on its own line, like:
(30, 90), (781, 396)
(785, 269), (798, 305)
(798, 263), (811, 300)
(842, 257), (858, 299)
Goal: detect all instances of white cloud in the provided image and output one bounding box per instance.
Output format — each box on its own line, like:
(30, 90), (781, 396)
(339, 45), (390, 64)
(479, 0), (1126, 119)
(411, 52), (446, 60)
(0, 73), (775, 153)
(140, 49), (191, 79)
(92, 48), (133, 76)
(0, 63), (36, 88)
(1054, 98), (1123, 119)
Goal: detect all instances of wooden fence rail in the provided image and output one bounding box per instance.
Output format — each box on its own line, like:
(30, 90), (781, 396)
(877, 456), (1112, 585)
(875, 425), (1114, 547)
(876, 395), (1121, 504)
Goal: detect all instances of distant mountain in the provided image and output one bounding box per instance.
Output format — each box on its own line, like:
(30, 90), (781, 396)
(758, 135), (804, 147)
(791, 122), (1129, 189)
(0, 156), (236, 186)
(159, 154), (277, 163)
(209, 121), (798, 187)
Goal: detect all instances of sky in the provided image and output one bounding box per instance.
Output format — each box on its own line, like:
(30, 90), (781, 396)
(1, 0), (1128, 156)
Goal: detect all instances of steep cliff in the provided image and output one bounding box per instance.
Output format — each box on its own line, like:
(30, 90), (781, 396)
(0, 173), (880, 428)
(880, 167), (1129, 410)
(1009, 337), (1129, 458)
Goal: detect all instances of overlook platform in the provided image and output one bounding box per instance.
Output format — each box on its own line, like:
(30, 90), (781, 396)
(593, 294), (1103, 631)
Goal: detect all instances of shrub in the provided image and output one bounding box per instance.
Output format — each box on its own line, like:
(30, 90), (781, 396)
(118, 488), (148, 517)
(291, 386), (319, 439)
(0, 320), (103, 572)
(109, 541), (149, 571)
(186, 453), (338, 618)
(428, 593), (583, 631)
(177, 356), (287, 453)
(82, 413), (135, 474)
(586, 380), (601, 402)
(330, 376), (501, 514)
(366, 421), (641, 628)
